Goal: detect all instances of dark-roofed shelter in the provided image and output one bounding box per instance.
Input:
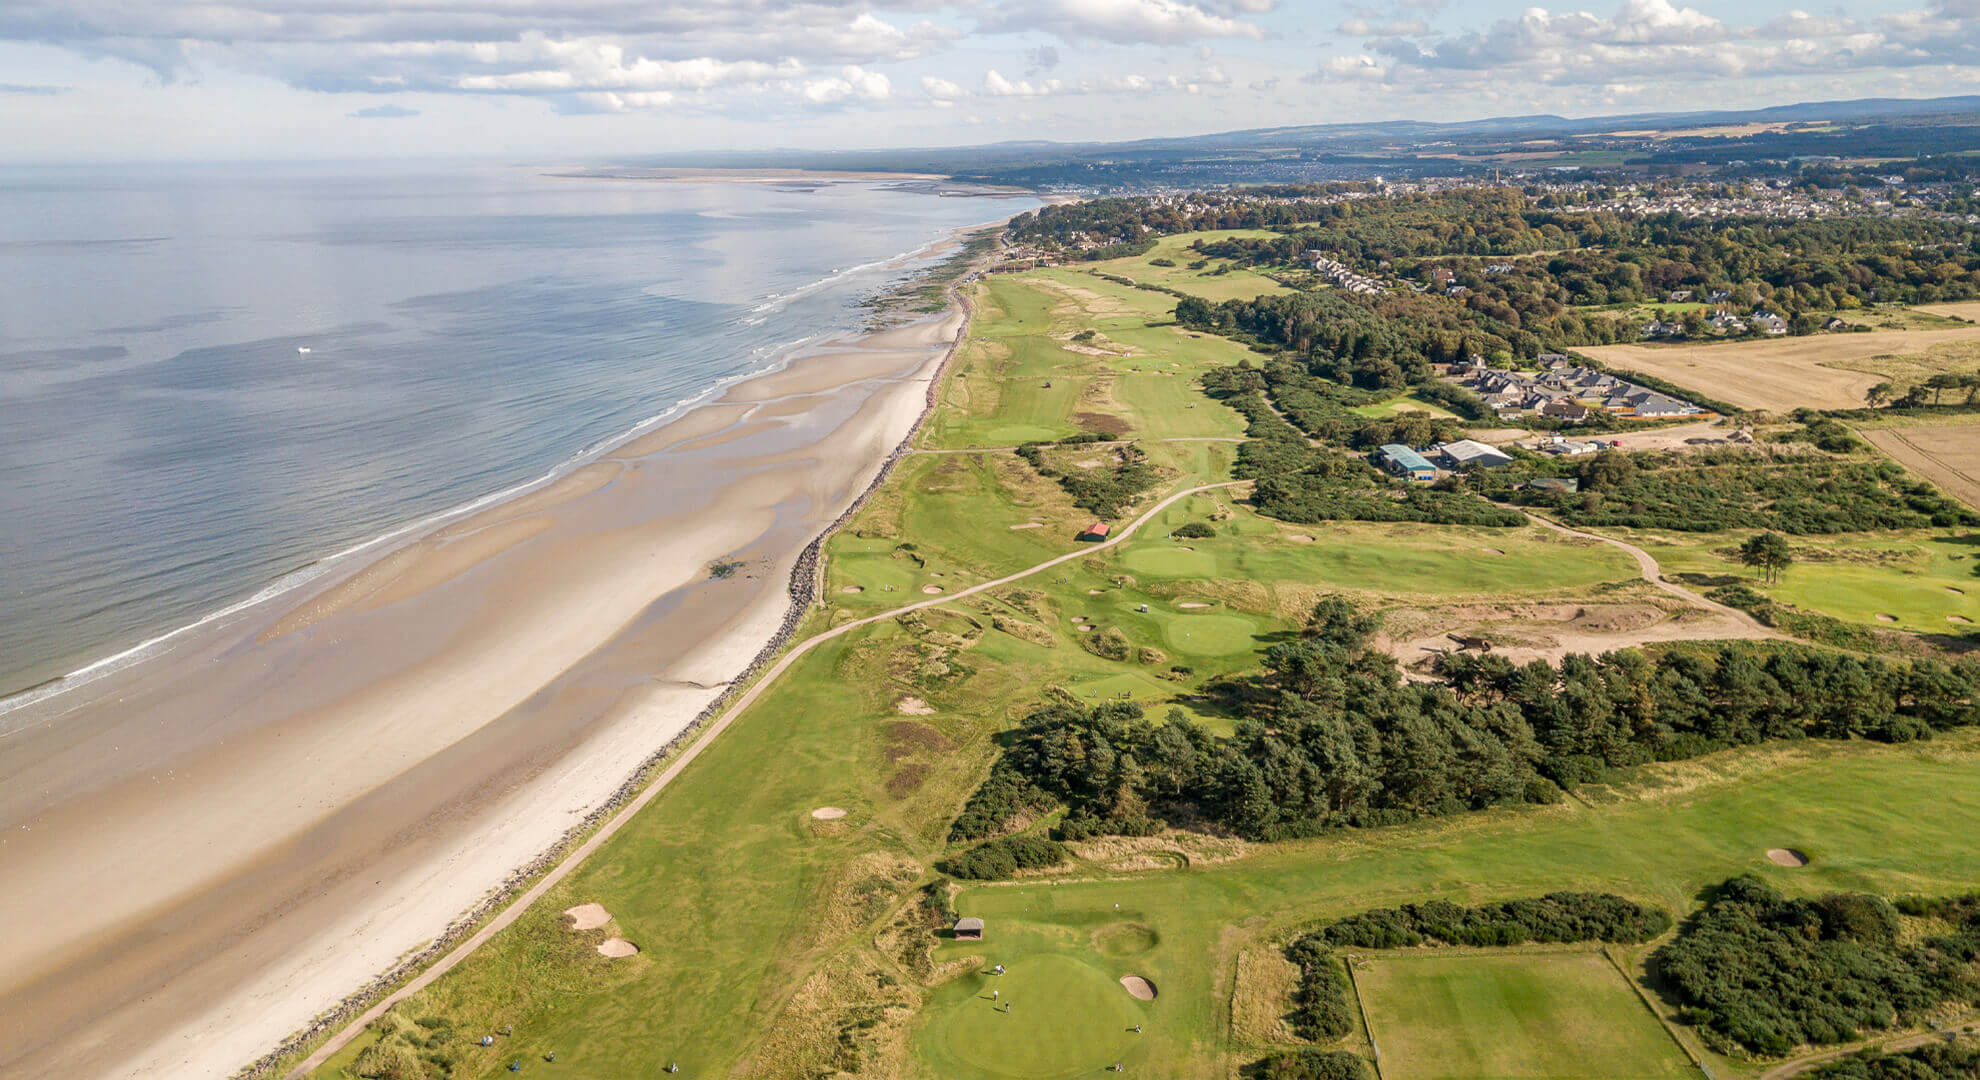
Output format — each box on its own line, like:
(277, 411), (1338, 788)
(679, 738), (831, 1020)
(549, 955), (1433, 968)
(953, 916), (984, 940)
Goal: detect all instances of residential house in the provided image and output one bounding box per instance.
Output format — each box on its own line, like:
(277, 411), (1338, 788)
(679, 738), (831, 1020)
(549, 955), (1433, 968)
(1540, 400), (1592, 422)
(1751, 311), (1789, 336)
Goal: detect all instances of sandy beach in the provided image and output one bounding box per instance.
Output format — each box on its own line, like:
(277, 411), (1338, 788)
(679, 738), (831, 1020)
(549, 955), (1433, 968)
(0, 301), (969, 1079)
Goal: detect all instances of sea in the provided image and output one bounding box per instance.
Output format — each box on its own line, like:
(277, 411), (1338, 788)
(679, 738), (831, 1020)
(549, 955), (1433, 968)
(0, 162), (1036, 704)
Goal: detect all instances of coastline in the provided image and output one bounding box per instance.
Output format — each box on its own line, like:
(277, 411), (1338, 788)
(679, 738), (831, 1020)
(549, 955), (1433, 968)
(0, 220), (1000, 1080)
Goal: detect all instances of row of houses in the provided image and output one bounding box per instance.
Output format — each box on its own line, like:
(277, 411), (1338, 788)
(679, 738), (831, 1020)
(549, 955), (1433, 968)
(1450, 356), (1704, 420)
(1305, 252), (1386, 295)
(1642, 308), (1792, 339)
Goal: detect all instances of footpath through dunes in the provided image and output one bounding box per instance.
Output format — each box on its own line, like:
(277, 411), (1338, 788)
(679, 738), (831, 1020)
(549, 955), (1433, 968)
(0, 301), (972, 1080)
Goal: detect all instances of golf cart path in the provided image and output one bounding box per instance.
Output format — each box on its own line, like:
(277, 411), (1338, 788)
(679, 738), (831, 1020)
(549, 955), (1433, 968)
(1521, 511), (1780, 638)
(287, 475), (1244, 1077)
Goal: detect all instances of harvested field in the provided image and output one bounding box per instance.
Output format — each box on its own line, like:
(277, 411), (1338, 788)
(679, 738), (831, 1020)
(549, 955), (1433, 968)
(1860, 422), (1980, 511)
(1912, 300), (1980, 321)
(1582, 326), (1980, 411)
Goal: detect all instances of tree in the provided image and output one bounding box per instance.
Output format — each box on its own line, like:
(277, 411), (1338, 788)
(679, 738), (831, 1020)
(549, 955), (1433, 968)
(1865, 382), (1894, 407)
(1739, 531), (1795, 584)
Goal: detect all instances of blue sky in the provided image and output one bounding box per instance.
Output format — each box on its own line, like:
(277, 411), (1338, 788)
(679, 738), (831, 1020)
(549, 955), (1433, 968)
(2, 0), (1975, 161)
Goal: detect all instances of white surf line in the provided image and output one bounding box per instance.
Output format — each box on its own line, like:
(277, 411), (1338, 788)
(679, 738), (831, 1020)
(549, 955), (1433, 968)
(285, 475), (1243, 1078)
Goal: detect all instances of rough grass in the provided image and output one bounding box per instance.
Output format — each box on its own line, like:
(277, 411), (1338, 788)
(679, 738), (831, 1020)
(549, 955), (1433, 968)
(1354, 951), (1697, 1080)
(1230, 947), (1308, 1050)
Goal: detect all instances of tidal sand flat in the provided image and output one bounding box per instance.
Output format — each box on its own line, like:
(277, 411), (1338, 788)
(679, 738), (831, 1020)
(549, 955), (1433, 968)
(0, 309), (967, 1080)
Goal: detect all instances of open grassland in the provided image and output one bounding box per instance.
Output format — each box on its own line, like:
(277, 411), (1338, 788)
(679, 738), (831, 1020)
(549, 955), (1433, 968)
(1580, 325), (1980, 411)
(1608, 527), (1979, 635)
(1355, 951), (1698, 1080)
(1085, 230), (1297, 303)
(1860, 422), (1980, 512)
(313, 263), (1980, 1080)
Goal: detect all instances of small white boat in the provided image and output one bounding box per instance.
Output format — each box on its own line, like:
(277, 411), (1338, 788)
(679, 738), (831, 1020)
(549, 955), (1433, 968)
(296, 346), (312, 355)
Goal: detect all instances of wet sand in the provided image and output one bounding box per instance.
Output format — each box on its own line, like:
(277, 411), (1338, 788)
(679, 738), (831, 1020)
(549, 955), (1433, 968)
(0, 309), (965, 1080)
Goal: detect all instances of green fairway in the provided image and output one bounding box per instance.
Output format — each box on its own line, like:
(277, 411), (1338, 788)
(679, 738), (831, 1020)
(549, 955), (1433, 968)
(918, 955), (1147, 1079)
(1085, 230), (1297, 302)
(1357, 952), (1698, 1080)
(1606, 527), (1978, 635)
(951, 733), (1980, 1079)
(1160, 613), (1258, 654)
(1350, 393), (1461, 419)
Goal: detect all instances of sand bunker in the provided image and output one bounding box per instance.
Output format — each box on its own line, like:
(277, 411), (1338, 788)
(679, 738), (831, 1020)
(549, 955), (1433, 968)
(564, 903), (610, 931)
(1009, 522), (1044, 530)
(597, 938), (639, 958)
(1876, 613), (1899, 623)
(1089, 589), (1105, 595)
(1288, 535), (1314, 543)
(811, 806), (848, 820)
(840, 585), (864, 594)
(1766, 848), (1811, 867)
(1119, 975), (1158, 1000)
(1949, 586), (1966, 595)
(1481, 548), (1506, 556)
(1076, 624), (1094, 632)
(896, 696), (935, 715)
(922, 585), (944, 594)
(1951, 615), (1973, 625)
(1178, 602), (1211, 609)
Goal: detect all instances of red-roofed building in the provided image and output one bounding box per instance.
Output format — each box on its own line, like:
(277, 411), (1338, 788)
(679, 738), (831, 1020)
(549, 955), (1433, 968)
(1078, 522), (1110, 542)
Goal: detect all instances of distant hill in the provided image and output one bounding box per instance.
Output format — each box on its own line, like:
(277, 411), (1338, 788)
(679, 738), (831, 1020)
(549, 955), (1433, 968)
(610, 94), (1980, 189)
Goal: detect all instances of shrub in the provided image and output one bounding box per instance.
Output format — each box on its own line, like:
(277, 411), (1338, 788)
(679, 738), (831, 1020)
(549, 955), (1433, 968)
(1655, 875), (1980, 1056)
(1173, 521), (1217, 538)
(1244, 1049), (1373, 1080)
(935, 835), (1069, 880)
(1318, 893), (1670, 949)
(1283, 937), (1356, 1041)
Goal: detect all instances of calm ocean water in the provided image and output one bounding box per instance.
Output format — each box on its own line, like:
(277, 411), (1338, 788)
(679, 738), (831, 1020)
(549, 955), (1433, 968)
(0, 163), (1033, 699)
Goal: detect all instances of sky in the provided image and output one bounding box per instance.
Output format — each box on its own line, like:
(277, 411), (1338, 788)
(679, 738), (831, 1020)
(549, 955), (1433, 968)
(3, 0), (1980, 161)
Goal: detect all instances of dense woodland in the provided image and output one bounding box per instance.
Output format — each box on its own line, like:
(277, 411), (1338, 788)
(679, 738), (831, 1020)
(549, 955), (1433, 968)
(1481, 449), (1980, 533)
(1656, 877), (1980, 1056)
(946, 599), (1980, 849)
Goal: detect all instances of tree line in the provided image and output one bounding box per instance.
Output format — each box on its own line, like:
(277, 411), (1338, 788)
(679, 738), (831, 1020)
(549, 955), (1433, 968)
(945, 599), (1980, 846)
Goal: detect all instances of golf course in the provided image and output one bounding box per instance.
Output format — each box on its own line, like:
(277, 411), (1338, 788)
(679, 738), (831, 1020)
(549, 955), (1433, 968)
(303, 238), (1980, 1080)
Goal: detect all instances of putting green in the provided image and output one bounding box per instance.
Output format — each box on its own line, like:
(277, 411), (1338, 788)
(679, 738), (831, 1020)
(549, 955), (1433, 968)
(918, 954), (1145, 1079)
(1120, 546), (1218, 578)
(1162, 614), (1257, 656)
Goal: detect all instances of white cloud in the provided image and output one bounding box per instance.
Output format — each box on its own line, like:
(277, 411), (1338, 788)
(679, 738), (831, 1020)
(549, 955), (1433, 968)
(981, 0), (1268, 44)
(922, 75), (967, 105)
(802, 64), (892, 104)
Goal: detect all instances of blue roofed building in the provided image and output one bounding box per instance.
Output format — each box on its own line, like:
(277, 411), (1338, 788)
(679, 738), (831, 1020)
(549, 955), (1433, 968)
(1376, 444), (1436, 483)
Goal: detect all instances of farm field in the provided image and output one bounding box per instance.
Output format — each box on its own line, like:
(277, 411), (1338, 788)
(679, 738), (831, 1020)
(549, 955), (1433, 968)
(1859, 421), (1980, 512)
(307, 260), (1980, 1080)
(1084, 229), (1297, 302)
(1354, 951), (1698, 1080)
(1580, 324), (1980, 411)
(1607, 527), (1978, 636)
